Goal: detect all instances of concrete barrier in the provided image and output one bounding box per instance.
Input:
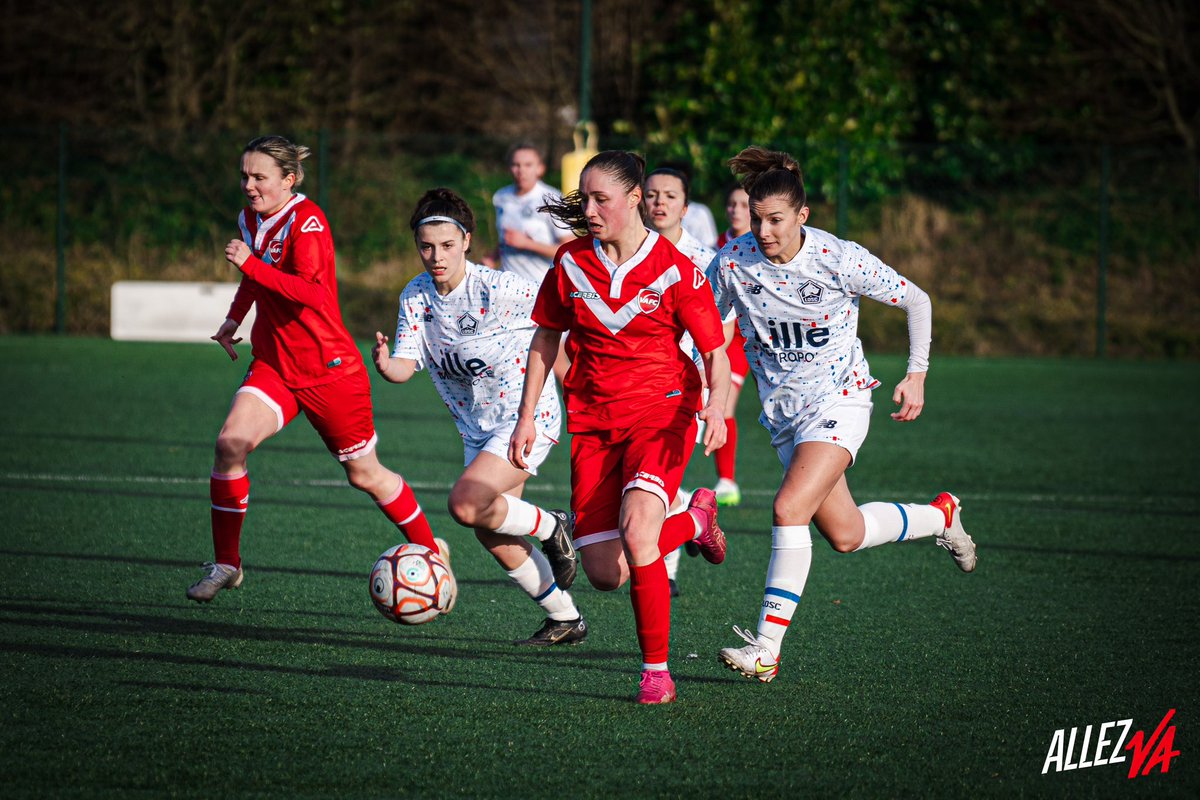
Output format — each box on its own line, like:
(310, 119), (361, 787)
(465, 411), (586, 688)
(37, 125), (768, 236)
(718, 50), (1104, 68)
(110, 281), (256, 343)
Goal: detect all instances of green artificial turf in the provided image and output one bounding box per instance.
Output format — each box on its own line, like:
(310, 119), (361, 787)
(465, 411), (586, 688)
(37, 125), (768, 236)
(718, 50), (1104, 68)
(1, 337), (1196, 798)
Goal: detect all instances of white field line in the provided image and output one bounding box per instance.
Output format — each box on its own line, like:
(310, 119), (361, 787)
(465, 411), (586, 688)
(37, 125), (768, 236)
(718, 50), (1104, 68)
(0, 471), (1188, 508)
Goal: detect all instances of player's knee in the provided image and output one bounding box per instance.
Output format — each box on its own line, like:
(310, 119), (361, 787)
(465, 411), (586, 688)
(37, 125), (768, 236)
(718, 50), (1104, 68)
(585, 570), (623, 592)
(343, 461), (391, 496)
(214, 433), (254, 464)
(581, 556), (625, 591)
(772, 497), (812, 528)
(446, 486), (487, 528)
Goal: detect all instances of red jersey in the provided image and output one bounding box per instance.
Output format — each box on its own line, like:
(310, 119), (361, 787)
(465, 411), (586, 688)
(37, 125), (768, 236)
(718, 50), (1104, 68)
(533, 231), (724, 433)
(226, 195), (362, 388)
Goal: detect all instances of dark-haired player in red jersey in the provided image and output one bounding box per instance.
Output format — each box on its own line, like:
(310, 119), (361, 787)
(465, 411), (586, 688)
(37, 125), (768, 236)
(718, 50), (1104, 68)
(509, 150), (731, 704)
(186, 135), (446, 604)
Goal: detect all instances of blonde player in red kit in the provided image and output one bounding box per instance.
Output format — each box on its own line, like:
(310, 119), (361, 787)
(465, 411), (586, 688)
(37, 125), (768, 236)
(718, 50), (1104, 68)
(509, 150), (731, 704)
(187, 135), (443, 603)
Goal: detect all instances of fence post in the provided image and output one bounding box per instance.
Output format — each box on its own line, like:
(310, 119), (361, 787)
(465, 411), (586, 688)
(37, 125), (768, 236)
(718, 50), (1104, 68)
(579, 0), (592, 125)
(1096, 145), (1110, 358)
(836, 139), (849, 238)
(56, 124), (67, 334)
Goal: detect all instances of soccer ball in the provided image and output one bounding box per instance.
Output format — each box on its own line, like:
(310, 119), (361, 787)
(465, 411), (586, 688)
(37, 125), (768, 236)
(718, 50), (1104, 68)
(369, 543), (456, 625)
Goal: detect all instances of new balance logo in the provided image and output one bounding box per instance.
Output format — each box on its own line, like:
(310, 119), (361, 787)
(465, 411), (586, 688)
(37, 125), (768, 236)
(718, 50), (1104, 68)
(816, 419), (838, 429)
(744, 283), (764, 295)
(300, 216), (324, 233)
(437, 352), (493, 380)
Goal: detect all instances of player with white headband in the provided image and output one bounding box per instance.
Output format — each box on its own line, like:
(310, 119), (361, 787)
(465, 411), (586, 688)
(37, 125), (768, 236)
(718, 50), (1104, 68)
(373, 187), (587, 646)
(709, 146), (978, 684)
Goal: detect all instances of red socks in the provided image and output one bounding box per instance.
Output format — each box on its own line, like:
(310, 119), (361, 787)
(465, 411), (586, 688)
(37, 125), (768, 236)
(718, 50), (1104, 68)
(714, 416), (738, 480)
(377, 478), (437, 550)
(658, 511), (699, 556)
(629, 559), (671, 664)
(210, 471), (249, 568)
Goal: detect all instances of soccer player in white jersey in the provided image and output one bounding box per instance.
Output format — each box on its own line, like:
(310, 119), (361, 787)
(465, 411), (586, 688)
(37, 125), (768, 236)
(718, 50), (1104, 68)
(510, 150), (731, 704)
(485, 143), (575, 381)
(708, 146), (977, 683)
(372, 187), (587, 646)
(642, 167), (719, 598)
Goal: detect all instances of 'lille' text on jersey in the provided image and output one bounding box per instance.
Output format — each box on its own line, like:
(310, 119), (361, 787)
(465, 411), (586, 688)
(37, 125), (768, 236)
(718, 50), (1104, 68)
(437, 353), (495, 380)
(758, 320), (830, 362)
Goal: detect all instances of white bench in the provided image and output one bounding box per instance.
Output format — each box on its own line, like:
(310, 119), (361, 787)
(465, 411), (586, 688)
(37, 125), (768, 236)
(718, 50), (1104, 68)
(110, 281), (256, 343)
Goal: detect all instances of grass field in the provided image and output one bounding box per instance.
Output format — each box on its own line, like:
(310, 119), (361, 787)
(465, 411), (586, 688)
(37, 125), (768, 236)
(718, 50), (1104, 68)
(1, 336), (1197, 798)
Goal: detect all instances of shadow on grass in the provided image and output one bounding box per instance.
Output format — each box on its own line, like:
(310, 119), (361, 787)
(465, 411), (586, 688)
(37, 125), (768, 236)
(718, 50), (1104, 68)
(0, 481), (408, 513)
(116, 679), (270, 696)
(0, 548), (507, 586)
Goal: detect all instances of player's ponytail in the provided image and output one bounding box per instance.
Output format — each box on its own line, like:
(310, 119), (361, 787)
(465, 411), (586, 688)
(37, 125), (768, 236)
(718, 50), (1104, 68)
(244, 135), (311, 187)
(540, 150), (646, 235)
(727, 146), (806, 212)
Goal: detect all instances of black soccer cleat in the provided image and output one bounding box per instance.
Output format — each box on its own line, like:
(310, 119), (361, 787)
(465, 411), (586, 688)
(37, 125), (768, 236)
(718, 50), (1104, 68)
(541, 509), (578, 590)
(514, 616), (589, 646)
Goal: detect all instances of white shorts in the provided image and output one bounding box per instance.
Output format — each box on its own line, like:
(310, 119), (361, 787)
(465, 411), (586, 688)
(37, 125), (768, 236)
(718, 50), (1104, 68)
(773, 393), (873, 469)
(464, 429), (557, 476)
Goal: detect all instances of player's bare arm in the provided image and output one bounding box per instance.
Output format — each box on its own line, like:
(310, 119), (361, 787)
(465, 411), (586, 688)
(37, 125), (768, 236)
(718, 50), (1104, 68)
(372, 331), (418, 384)
(503, 229), (569, 260)
(891, 371), (926, 422)
(210, 317), (243, 361)
(509, 326), (560, 469)
(698, 347), (731, 455)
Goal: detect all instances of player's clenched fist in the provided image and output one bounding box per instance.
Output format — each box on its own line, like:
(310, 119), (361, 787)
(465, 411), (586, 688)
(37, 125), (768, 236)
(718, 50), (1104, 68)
(225, 239), (251, 267)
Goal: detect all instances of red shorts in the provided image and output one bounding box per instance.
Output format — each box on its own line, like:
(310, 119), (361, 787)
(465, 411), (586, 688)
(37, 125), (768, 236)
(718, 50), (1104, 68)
(728, 327), (749, 386)
(569, 418), (698, 548)
(237, 360), (378, 461)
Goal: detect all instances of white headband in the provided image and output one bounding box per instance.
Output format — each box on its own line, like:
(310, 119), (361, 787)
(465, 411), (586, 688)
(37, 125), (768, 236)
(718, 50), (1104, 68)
(417, 215), (468, 234)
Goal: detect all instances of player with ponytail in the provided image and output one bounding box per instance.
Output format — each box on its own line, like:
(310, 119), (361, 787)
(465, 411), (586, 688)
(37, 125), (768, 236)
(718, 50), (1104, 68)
(710, 146), (978, 684)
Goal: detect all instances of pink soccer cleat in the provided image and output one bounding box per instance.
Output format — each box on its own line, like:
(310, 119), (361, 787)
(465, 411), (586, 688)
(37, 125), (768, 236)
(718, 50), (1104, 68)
(636, 669), (677, 704)
(686, 488), (727, 564)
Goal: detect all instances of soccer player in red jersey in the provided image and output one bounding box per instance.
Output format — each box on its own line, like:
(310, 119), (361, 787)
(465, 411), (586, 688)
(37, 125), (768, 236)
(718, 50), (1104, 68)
(187, 135), (443, 603)
(509, 150), (732, 704)
(711, 185), (754, 506)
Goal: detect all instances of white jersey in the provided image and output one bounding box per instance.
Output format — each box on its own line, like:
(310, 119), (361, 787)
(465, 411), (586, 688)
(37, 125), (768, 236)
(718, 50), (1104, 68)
(392, 261), (561, 446)
(682, 202), (718, 249)
(708, 226), (924, 442)
(493, 180), (565, 285)
(671, 228), (717, 361)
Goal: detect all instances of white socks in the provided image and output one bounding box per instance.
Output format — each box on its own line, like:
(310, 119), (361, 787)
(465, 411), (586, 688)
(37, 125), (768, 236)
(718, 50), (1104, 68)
(755, 525), (813, 659)
(494, 494), (557, 541)
(505, 551), (579, 621)
(854, 501), (944, 551)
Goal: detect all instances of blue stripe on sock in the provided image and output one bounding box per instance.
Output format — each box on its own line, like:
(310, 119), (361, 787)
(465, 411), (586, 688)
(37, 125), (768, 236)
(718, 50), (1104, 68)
(534, 582), (559, 602)
(893, 502), (909, 541)
(765, 586), (801, 604)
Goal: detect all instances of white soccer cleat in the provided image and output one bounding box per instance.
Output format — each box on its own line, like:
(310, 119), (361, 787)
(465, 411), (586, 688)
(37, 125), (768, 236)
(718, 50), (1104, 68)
(717, 625), (779, 683)
(931, 492), (977, 573)
(713, 477), (741, 507)
(433, 537), (458, 614)
(186, 561), (244, 603)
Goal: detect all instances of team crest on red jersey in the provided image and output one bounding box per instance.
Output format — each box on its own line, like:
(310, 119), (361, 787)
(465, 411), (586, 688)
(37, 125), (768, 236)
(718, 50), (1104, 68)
(267, 238), (284, 262)
(637, 289), (662, 314)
